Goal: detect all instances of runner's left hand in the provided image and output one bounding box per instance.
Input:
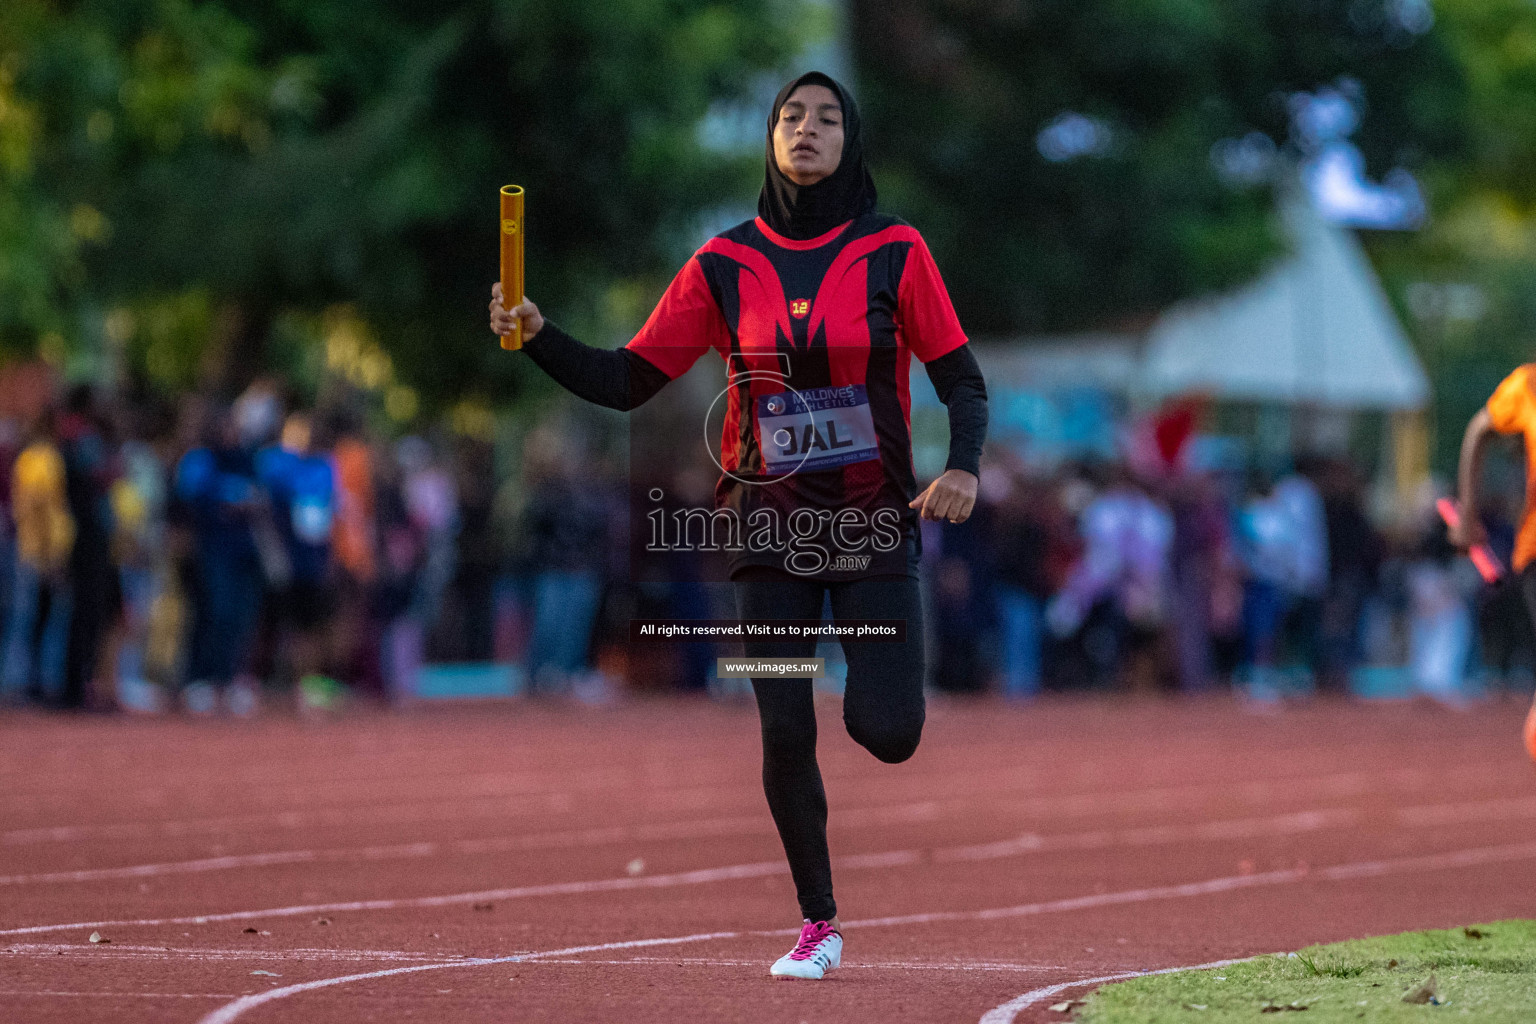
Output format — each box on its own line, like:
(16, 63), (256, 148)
(909, 469), (977, 524)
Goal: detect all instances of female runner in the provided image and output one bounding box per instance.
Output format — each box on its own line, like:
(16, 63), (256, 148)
(489, 71), (988, 979)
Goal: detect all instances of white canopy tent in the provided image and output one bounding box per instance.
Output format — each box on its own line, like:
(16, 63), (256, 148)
(1139, 197), (1429, 410)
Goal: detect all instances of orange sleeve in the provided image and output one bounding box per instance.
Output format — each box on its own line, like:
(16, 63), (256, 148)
(1486, 365), (1535, 435)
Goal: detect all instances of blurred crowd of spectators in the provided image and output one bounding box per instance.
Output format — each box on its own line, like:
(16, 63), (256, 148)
(537, 409), (1534, 706)
(0, 363), (1524, 714)
(0, 369), (477, 715)
(923, 447), (1525, 704)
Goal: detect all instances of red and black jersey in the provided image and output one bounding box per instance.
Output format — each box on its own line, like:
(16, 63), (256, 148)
(626, 213), (968, 580)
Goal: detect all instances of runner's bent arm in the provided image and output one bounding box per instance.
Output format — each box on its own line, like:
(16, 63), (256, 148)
(1457, 364), (1536, 548)
(1453, 407), (1493, 548)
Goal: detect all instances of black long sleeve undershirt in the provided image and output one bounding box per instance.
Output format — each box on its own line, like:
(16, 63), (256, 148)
(521, 321), (987, 477)
(520, 321), (672, 412)
(923, 343), (988, 479)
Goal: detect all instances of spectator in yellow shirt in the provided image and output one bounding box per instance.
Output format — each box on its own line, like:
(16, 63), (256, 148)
(0, 410), (75, 705)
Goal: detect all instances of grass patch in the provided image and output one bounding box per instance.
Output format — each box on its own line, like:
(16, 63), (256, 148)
(1075, 920), (1536, 1023)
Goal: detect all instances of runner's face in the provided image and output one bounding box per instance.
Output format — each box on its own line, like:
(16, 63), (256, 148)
(773, 84), (844, 186)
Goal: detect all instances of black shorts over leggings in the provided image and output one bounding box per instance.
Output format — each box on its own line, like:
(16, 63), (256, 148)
(734, 568), (926, 922)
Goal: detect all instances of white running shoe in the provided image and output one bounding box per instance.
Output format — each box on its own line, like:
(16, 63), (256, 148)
(770, 919), (842, 980)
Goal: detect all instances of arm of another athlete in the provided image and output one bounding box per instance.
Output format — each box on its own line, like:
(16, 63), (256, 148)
(490, 284), (670, 412)
(1455, 365), (1536, 549)
(1451, 407), (1494, 549)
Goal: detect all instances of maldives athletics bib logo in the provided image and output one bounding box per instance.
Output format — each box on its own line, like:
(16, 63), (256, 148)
(790, 298), (810, 318)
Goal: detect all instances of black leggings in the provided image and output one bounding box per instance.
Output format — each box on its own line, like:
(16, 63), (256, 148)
(734, 570), (926, 922)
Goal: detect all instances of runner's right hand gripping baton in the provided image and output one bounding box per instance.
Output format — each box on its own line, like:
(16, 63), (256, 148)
(1437, 497), (1504, 583)
(499, 184), (525, 351)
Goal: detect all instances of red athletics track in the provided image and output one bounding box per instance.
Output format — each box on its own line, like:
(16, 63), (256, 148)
(2, 694), (1534, 1024)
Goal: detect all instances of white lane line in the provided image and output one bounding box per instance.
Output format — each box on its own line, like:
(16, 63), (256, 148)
(0, 825), (752, 887)
(2, 761), (1494, 847)
(0, 764), (695, 818)
(0, 990), (241, 999)
(191, 838), (1536, 1024)
(0, 792), (581, 847)
(937, 808), (1357, 863)
(195, 932), (748, 1024)
(0, 804), (1355, 936)
(0, 802), (939, 887)
(0, 942), (1072, 972)
(1, 943), (461, 963)
(0, 809), (921, 886)
(0, 861), (788, 938)
(846, 838), (1536, 930)
(977, 957), (1261, 1024)
(0, 850), (339, 887)
(1398, 794), (1536, 827)
(528, 957), (1072, 972)
(0, 793), (935, 851)
(0, 797), (1362, 887)
(1314, 841), (1536, 882)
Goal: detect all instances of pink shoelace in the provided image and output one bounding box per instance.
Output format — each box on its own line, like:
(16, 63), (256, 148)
(789, 919), (837, 960)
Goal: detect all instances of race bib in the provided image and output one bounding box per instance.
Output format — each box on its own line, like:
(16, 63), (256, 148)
(757, 385), (880, 474)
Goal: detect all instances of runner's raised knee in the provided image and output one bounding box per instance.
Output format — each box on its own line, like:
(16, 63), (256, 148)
(846, 714), (923, 764)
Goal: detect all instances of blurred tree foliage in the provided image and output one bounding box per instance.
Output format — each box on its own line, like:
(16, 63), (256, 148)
(849, 0), (1531, 336)
(5, 0), (1534, 452)
(1367, 0), (1536, 470)
(0, 0), (806, 411)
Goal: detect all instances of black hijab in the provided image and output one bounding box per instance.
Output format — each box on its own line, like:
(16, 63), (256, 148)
(757, 71), (877, 240)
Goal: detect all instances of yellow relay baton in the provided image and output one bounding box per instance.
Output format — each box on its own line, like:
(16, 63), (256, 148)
(499, 184), (525, 351)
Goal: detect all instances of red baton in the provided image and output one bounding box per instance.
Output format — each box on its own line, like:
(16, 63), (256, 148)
(1437, 497), (1504, 583)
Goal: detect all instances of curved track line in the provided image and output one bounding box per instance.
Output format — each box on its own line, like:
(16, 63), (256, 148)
(977, 956), (1261, 1024)
(192, 839), (1536, 1024)
(195, 931), (746, 1024)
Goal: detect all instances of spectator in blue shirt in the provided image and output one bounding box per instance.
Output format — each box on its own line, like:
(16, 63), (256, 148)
(256, 411), (337, 695)
(174, 407), (266, 713)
